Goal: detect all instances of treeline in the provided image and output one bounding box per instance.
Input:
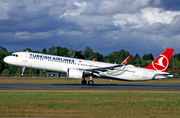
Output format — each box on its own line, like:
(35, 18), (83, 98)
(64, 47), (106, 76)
(0, 45), (180, 76)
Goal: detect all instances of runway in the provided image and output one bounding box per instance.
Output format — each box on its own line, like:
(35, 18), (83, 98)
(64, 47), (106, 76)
(0, 83), (180, 91)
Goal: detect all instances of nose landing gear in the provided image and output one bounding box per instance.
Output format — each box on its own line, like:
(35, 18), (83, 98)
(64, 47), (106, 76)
(21, 67), (25, 77)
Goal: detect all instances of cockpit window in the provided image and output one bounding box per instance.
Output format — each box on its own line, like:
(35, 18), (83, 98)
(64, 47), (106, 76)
(11, 54), (18, 57)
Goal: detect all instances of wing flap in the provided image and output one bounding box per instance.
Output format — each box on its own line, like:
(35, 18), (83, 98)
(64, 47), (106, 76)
(84, 64), (123, 72)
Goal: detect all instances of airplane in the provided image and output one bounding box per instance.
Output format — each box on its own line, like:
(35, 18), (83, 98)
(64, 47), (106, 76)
(3, 48), (174, 85)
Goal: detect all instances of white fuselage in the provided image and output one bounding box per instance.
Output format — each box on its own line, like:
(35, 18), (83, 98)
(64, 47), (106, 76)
(4, 52), (171, 81)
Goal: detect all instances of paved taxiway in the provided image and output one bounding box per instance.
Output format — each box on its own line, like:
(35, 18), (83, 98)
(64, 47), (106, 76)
(0, 83), (180, 91)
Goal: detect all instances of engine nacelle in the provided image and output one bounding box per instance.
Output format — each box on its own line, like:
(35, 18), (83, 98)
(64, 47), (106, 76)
(67, 68), (83, 79)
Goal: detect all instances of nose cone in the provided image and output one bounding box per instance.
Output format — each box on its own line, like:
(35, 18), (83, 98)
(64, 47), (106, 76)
(4, 56), (11, 64)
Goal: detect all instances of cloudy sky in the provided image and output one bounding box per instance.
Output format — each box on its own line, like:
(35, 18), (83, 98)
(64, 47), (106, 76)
(1, 0), (180, 56)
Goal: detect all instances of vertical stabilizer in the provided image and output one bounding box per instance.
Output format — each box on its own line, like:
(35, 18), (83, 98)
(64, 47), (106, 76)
(144, 48), (174, 72)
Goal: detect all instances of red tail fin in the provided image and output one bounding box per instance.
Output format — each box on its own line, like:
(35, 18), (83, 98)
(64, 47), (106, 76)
(144, 48), (174, 72)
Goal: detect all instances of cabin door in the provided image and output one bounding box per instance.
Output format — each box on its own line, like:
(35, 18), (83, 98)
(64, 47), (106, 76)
(23, 53), (28, 62)
(143, 70), (147, 78)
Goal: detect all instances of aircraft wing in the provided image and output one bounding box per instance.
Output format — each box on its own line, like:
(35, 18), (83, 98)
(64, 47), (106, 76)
(83, 55), (129, 74)
(83, 64), (123, 73)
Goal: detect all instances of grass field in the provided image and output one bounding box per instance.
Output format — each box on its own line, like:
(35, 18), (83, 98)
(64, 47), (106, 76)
(0, 90), (180, 117)
(0, 77), (180, 117)
(0, 77), (180, 84)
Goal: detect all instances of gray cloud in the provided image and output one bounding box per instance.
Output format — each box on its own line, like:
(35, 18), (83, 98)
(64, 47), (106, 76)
(1, 0), (180, 56)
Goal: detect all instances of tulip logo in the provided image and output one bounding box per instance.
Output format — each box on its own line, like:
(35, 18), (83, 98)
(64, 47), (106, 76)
(152, 55), (168, 71)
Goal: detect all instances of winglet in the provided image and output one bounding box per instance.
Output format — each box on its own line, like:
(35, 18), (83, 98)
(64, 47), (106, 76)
(93, 58), (96, 61)
(144, 48), (174, 72)
(121, 56), (131, 65)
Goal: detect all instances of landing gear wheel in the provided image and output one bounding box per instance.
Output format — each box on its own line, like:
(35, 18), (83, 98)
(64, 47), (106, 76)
(21, 67), (25, 77)
(81, 80), (87, 85)
(88, 80), (94, 85)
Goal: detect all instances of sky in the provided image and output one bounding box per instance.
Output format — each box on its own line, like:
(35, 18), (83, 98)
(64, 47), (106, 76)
(1, 0), (180, 56)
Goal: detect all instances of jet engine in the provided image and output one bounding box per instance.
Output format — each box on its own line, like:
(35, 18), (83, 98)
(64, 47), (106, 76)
(67, 68), (83, 79)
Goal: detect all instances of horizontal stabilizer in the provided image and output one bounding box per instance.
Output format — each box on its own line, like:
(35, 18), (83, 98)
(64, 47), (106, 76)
(154, 73), (173, 79)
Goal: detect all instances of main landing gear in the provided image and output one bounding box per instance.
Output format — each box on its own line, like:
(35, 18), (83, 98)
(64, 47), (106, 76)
(88, 80), (94, 85)
(81, 76), (94, 85)
(81, 79), (87, 85)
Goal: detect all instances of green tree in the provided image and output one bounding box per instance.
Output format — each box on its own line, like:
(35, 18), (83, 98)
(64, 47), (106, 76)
(28, 69), (38, 76)
(34, 50), (40, 53)
(1, 69), (9, 77)
(23, 48), (33, 52)
(9, 65), (18, 76)
(103, 49), (131, 64)
(134, 54), (141, 66)
(141, 58), (147, 67)
(0, 46), (9, 74)
(147, 53), (154, 60)
(42, 48), (47, 54)
(173, 53), (180, 61)
(127, 55), (134, 65)
(0, 64), (3, 73)
(57, 47), (68, 56)
(39, 70), (47, 77)
(48, 46), (57, 55)
(75, 51), (84, 59)
(67, 48), (75, 58)
(16, 67), (22, 76)
(143, 53), (154, 60)
(93, 52), (103, 61)
(82, 46), (93, 59)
